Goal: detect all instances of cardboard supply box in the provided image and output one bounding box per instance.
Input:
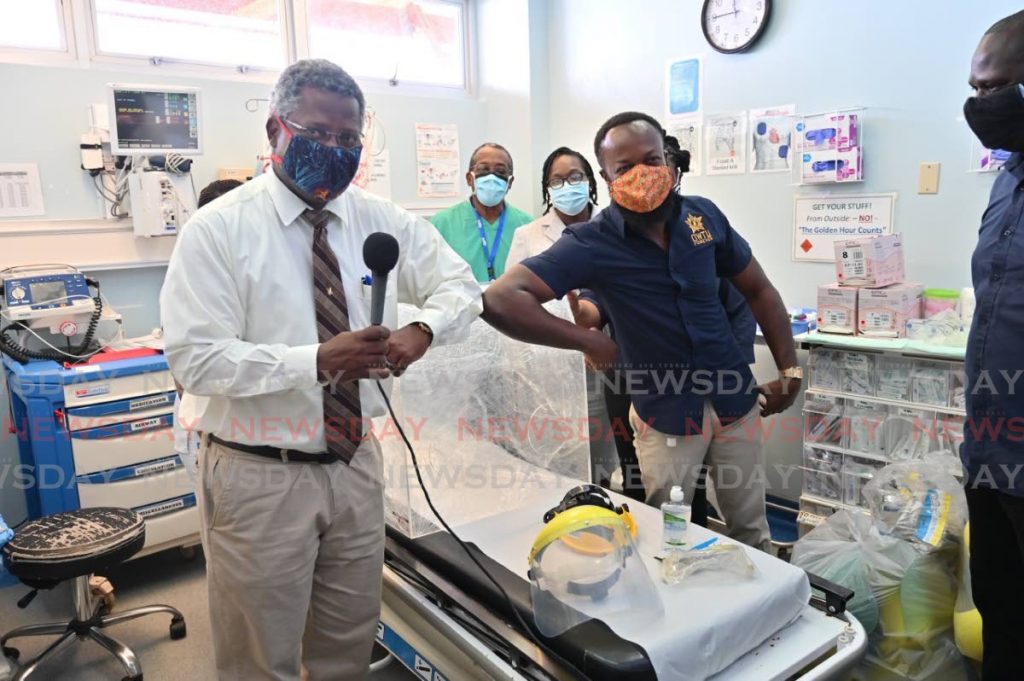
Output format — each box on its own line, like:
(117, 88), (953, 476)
(858, 283), (923, 337)
(800, 113), (859, 152)
(834, 234), (905, 288)
(817, 283), (858, 334)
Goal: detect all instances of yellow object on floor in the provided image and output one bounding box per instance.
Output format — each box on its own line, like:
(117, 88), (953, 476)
(954, 523), (983, 661)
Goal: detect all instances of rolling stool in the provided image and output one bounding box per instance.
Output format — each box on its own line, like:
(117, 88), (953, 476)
(1, 508), (186, 681)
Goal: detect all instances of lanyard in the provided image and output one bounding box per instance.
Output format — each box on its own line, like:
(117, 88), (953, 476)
(475, 208), (506, 281)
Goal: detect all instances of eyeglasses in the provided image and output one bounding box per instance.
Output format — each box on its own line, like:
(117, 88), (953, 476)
(472, 167), (511, 181)
(547, 173), (587, 190)
(283, 119), (364, 150)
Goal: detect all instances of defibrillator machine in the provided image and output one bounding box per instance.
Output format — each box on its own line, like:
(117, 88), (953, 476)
(0, 265), (105, 363)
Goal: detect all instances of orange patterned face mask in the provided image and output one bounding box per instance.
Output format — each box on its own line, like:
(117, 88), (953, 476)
(608, 164), (675, 214)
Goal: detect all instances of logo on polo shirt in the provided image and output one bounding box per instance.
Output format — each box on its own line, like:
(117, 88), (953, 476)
(686, 213), (713, 246)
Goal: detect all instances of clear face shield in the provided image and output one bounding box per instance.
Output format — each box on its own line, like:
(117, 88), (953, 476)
(528, 503), (662, 637)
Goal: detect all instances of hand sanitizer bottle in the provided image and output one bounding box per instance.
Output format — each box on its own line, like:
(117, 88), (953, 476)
(662, 486), (691, 553)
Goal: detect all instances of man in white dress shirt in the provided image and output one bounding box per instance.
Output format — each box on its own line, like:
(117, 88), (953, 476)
(160, 59), (482, 680)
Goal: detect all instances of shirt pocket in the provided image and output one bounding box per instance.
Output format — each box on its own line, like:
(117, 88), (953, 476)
(350, 275), (399, 330)
(671, 245), (719, 299)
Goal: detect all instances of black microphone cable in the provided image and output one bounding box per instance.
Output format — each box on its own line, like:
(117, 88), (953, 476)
(374, 380), (584, 672)
(362, 230), (584, 677)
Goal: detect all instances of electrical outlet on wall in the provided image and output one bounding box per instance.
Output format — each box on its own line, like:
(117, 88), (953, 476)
(918, 162), (940, 194)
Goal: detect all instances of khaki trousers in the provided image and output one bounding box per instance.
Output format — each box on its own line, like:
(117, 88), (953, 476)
(197, 435), (385, 681)
(630, 401), (772, 552)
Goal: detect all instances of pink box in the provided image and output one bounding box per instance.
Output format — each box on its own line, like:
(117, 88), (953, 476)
(834, 234), (905, 288)
(799, 113), (859, 152)
(857, 283), (923, 337)
(835, 147), (862, 182)
(817, 283), (858, 334)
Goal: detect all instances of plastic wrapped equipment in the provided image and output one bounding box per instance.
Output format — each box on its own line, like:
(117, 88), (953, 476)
(661, 538), (758, 586)
(381, 302), (590, 537)
(792, 461), (969, 681)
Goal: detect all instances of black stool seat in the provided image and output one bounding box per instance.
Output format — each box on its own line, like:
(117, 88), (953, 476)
(1, 508), (184, 681)
(2, 508), (145, 583)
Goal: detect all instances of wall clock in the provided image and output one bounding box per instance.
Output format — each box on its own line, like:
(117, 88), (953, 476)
(702, 0), (772, 54)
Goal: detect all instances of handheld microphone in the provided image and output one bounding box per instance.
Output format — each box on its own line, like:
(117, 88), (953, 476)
(362, 232), (400, 326)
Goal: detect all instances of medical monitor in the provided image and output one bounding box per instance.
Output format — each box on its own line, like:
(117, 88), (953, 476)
(108, 84), (203, 155)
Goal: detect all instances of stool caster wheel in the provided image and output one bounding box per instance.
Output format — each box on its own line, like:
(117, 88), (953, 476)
(3, 646), (19, 661)
(170, 616), (187, 640)
(122, 675), (142, 681)
(179, 545), (198, 561)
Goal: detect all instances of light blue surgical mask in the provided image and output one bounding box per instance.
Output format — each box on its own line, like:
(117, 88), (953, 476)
(549, 183), (590, 217)
(473, 173), (509, 208)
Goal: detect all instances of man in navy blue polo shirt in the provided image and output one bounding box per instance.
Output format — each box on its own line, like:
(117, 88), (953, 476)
(482, 112), (801, 550)
(961, 10), (1024, 679)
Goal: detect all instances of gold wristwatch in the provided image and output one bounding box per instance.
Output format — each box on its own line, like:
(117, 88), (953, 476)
(780, 366), (804, 380)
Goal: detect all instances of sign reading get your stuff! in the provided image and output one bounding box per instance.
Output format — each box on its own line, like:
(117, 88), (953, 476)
(792, 193), (895, 263)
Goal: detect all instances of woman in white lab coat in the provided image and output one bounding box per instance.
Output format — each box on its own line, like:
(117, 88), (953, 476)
(506, 148), (622, 487)
(507, 147), (598, 266)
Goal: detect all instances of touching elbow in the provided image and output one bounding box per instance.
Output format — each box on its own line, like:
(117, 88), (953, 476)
(481, 289), (504, 323)
(481, 286), (516, 328)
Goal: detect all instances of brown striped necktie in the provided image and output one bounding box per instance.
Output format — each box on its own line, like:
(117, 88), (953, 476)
(306, 209), (362, 464)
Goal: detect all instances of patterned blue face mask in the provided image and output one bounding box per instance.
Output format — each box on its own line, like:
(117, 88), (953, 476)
(273, 116), (362, 207)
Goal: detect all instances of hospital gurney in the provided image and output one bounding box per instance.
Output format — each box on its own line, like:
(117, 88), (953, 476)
(377, 499), (868, 681)
(375, 309), (867, 679)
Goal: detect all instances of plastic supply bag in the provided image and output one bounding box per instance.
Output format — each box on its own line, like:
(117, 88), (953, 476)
(862, 461), (967, 552)
(792, 510), (900, 635)
(661, 537), (758, 586)
(792, 460), (969, 681)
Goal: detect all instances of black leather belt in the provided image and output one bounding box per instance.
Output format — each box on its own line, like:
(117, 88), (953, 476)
(208, 434), (341, 464)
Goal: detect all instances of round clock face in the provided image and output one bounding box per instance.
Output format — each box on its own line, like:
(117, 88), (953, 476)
(702, 0), (771, 54)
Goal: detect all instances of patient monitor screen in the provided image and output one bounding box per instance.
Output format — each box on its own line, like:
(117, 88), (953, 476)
(28, 281), (67, 305)
(111, 88), (200, 153)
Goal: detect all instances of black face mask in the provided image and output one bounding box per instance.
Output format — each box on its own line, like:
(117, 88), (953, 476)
(618, 191), (681, 230)
(964, 84), (1024, 153)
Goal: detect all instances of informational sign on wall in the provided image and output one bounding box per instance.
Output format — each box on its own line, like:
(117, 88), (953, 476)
(705, 112), (747, 175)
(666, 56), (703, 119)
(415, 123), (461, 199)
(354, 149), (392, 199)
(749, 105), (795, 173)
(353, 108), (392, 199)
(793, 193), (895, 262)
(666, 119), (702, 177)
(0, 163), (45, 217)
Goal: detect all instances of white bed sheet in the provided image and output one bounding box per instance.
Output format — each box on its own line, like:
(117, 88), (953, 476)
(451, 483), (811, 681)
